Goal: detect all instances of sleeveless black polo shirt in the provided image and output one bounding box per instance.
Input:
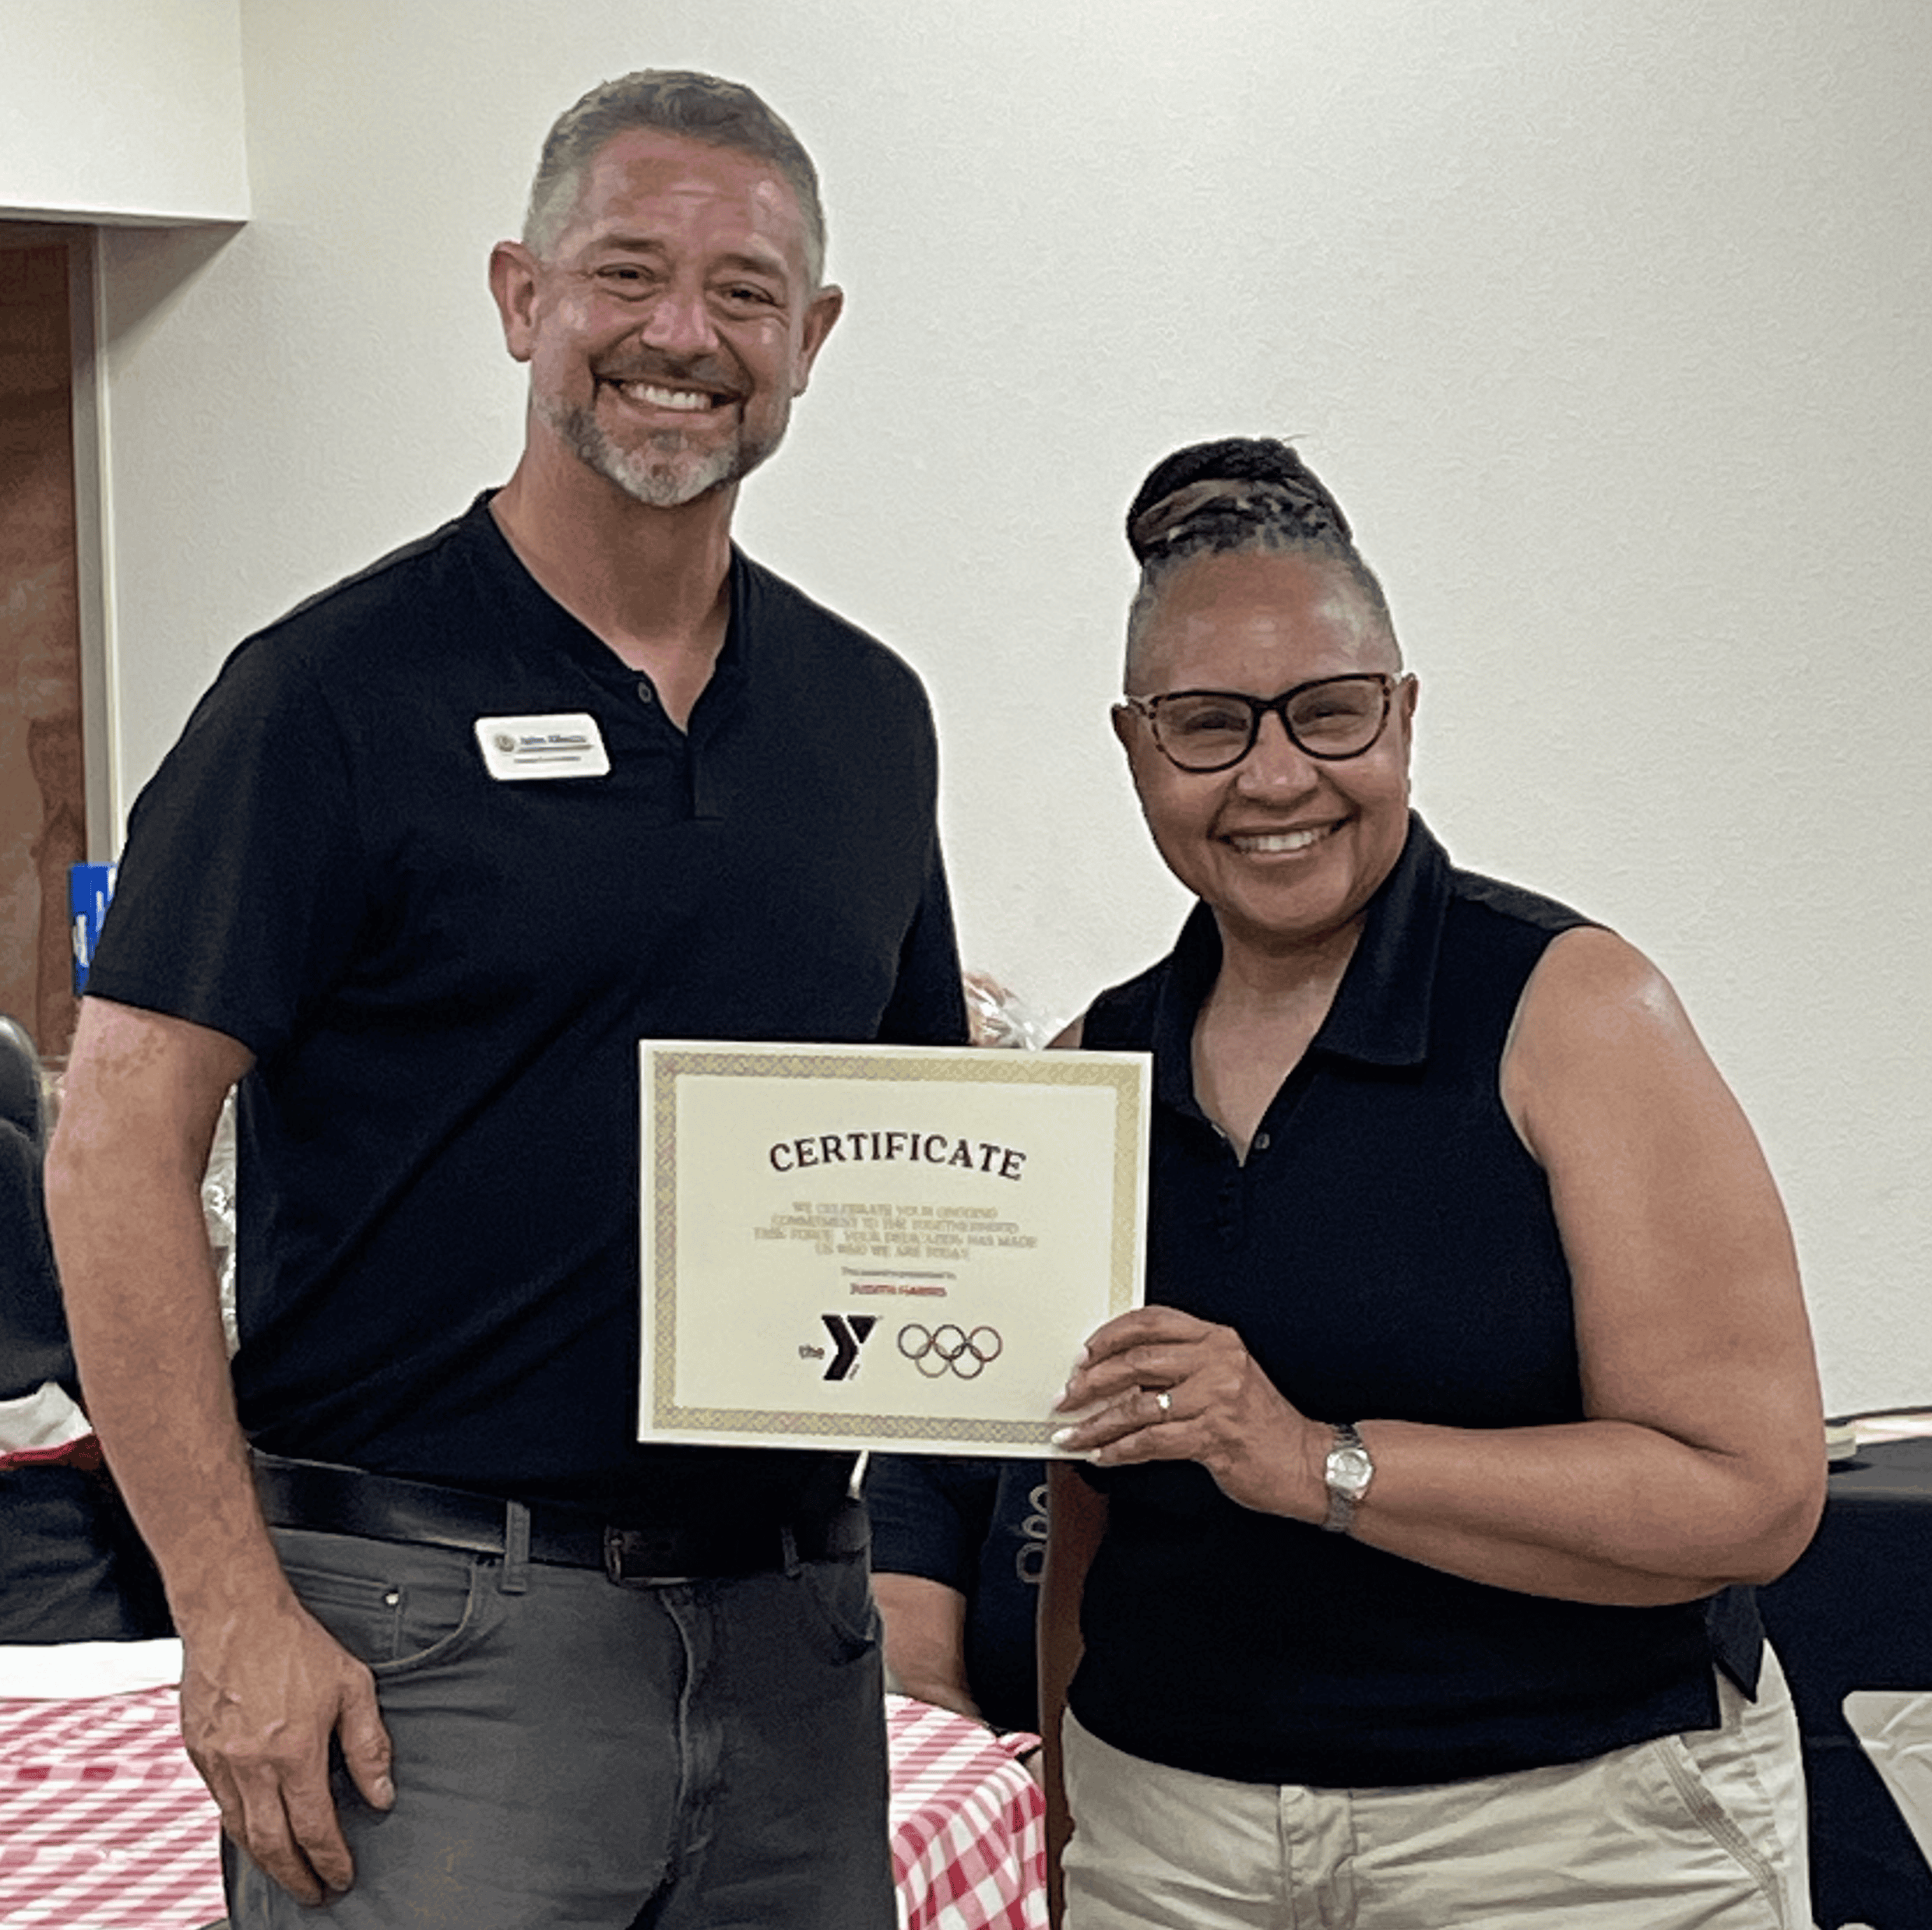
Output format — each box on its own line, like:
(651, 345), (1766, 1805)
(1072, 815), (1754, 1787)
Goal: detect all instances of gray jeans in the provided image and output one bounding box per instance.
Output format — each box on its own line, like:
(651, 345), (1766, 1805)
(225, 1518), (895, 1929)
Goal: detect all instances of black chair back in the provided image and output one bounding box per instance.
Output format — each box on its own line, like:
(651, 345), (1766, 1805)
(0, 1013), (43, 1149)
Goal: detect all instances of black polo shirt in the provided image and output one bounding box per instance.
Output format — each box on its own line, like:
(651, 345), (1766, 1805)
(90, 494), (966, 1519)
(1074, 817), (1748, 1786)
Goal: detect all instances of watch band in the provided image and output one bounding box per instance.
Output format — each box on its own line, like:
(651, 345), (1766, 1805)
(1321, 1421), (1374, 1534)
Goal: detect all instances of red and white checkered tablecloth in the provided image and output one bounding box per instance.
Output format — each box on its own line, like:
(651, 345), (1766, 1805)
(887, 1693), (1047, 1930)
(0, 1682), (1042, 1929)
(0, 1684), (223, 1929)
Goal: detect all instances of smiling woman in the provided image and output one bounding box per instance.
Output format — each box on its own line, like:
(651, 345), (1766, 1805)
(1110, 547), (1414, 1002)
(1039, 438), (1826, 1930)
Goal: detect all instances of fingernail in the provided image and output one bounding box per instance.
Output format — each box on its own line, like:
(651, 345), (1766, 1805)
(375, 1775), (395, 1806)
(1050, 1427), (1075, 1446)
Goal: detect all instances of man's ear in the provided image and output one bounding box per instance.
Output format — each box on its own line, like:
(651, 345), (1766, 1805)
(488, 241), (542, 364)
(791, 284), (845, 396)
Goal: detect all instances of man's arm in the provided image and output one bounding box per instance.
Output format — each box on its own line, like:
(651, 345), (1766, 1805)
(865, 1452), (991, 1722)
(45, 997), (393, 1904)
(872, 1572), (980, 1720)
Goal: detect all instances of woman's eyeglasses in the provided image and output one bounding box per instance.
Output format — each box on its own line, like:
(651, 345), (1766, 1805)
(1116, 673), (1402, 773)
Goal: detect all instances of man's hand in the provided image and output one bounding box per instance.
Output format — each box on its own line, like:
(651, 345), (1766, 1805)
(182, 1590), (395, 1904)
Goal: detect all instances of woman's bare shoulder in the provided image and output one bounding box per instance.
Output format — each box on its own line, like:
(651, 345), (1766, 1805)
(1511, 924), (1693, 1055)
(1502, 926), (1724, 1161)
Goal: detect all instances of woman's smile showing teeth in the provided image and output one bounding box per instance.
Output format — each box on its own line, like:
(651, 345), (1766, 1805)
(1226, 824), (1332, 855)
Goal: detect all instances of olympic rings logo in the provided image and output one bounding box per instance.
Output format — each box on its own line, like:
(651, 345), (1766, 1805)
(897, 1322), (1004, 1379)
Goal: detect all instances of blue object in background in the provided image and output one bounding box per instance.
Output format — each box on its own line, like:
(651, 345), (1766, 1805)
(68, 863), (116, 994)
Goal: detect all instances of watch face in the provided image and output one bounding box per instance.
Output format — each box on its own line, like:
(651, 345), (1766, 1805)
(1330, 1446), (1373, 1494)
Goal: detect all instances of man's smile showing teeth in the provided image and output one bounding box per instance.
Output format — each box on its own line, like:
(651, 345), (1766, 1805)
(1226, 825), (1332, 854)
(616, 381), (719, 411)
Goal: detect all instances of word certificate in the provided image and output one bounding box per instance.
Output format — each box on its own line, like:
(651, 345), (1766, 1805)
(639, 1041), (1149, 1456)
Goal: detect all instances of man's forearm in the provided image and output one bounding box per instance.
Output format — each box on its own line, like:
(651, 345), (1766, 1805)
(46, 1003), (394, 1904)
(44, 998), (284, 1626)
(48, 1122), (289, 1626)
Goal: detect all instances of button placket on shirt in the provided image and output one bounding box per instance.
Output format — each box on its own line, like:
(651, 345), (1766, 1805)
(1204, 1122), (1244, 1247)
(595, 665), (703, 819)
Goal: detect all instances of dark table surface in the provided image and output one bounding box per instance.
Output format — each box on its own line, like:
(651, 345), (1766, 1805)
(1759, 1435), (1932, 1930)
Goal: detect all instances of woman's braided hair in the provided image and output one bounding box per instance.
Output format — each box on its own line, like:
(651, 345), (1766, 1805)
(1123, 438), (1396, 669)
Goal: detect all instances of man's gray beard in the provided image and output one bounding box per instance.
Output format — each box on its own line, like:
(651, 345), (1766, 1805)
(537, 396), (782, 509)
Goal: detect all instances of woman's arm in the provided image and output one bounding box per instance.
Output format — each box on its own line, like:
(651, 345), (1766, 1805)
(1054, 929), (1825, 1605)
(1040, 1459), (1107, 1928)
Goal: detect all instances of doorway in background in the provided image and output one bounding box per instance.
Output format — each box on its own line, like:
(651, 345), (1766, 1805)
(0, 226), (89, 1059)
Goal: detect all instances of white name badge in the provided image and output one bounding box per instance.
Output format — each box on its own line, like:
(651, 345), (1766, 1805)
(473, 713), (611, 780)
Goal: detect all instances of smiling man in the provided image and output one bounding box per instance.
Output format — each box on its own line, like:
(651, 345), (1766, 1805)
(47, 72), (964, 1930)
(506, 125), (825, 511)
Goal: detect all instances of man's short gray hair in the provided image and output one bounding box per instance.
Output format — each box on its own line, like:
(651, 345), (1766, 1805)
(523, 70), (828, 286)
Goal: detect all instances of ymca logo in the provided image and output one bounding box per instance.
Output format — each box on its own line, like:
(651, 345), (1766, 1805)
(819, 1313), (879, 1382)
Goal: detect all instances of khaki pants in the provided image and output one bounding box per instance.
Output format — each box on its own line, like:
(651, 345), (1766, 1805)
(1064, 1646), (1810, 1929)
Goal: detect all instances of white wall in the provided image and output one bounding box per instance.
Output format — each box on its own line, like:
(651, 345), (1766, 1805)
(83, 0), (1932, 1413)
(0, 0), (248, 223)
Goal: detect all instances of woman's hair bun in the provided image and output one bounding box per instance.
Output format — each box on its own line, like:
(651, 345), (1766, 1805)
(1125, 437), (1353, 564)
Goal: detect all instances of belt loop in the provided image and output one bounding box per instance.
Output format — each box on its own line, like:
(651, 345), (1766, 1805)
(500, 1499), (531, 1594)
(780, 1523), (801, 1579)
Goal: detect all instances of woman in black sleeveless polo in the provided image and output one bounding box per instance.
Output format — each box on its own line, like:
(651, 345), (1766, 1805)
(1040, 439), (1823, 1930)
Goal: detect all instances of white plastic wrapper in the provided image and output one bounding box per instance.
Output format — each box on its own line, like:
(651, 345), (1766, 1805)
(962, 970), (1050, 1051)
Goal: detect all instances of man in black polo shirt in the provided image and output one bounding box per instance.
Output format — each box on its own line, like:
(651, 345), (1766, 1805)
(46, 71), (965, 1929)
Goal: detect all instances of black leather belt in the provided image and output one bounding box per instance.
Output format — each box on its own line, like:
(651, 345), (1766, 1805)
(252, 1453), (867, 1583)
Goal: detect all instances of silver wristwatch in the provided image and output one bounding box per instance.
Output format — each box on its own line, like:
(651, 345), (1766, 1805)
(1321, 1421), (1374, 1533)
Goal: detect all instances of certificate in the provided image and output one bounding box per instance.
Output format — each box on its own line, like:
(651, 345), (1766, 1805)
(639, 1041), (1148, 1455)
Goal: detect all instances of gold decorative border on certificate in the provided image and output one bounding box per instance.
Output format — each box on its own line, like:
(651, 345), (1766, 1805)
(645, 1047), (1145, 1446)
